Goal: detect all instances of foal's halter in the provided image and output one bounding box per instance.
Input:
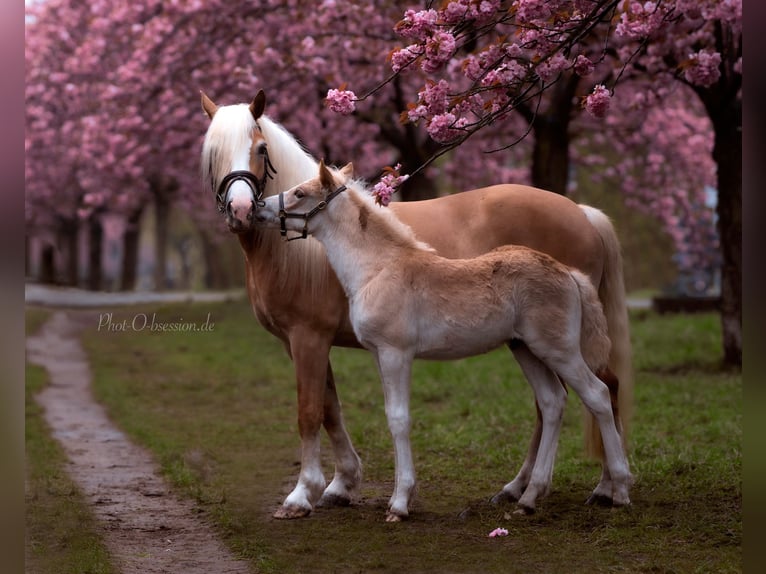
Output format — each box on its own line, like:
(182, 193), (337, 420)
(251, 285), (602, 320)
(278, 185), (347, 241)
(215, 140), (277, 214)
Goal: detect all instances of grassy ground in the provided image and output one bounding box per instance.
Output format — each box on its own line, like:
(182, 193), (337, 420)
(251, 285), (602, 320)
(25, 308), (116, 574)
(69, 300), (741, 573)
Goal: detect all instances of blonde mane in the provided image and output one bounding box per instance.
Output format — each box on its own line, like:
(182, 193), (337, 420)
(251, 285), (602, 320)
(343, 178), (435, 253)
(201, 104), (329, 302)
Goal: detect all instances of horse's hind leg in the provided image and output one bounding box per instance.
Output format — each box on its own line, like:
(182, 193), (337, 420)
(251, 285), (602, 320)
(586, 367), (626, 506)
(492, 344), (567, 514)
(318, 362), (363, 507)
(553, 358), (632, 507)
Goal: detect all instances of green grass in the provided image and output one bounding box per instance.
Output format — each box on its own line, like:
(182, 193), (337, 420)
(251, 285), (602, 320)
(71, 301), (741, 573)
(77, 301), (742, 572)
(25, 308), (116, 574)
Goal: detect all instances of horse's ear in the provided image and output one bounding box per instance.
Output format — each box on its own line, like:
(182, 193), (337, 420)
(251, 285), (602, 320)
(340, 162), (354, 178)
(250, 90), (266, 120)
(319, 159), (335, 190)
(201, 91), (218, 119)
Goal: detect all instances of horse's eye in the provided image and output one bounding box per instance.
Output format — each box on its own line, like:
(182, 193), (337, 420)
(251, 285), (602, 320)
(295, 189), (305, 199)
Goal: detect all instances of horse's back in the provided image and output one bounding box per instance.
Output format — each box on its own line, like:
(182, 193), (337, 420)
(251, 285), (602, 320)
(391, 184), (604, 283)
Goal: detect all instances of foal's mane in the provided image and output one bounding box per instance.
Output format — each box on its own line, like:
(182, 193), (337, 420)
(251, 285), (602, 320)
(201, 103), (329, 301)
(343, 178), (434, 253)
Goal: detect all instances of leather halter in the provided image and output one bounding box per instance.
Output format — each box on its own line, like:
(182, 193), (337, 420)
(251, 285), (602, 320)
(215, 142), (276, 214)
(278, 185), (347, 241)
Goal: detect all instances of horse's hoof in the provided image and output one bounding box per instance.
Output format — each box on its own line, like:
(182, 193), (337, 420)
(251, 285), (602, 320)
(385, 511), (406, 523)
(317, 493), (351, 508)
(273, 505), (312, 519)
(585, 493), (613, 507)
(490, 490), (518, 505)
(513, 504), (535, 516)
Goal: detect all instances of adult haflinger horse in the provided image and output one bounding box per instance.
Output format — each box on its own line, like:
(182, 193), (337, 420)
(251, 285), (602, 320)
(200, 90), (632, 519)
(253, 161), (632, 521)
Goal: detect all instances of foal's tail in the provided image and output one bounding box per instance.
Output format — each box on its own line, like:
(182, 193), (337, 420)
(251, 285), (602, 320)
(571, 270), (611, 374)
(579, 205), (633, 459)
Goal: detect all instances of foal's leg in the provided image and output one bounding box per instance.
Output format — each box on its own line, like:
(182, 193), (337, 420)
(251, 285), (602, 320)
(552, 358), (632, 507)
(274, 329), (333, 519)
(318, 362), (363, 507)
(491, 344), (567, 514)
(586, 367), (625, 506)
(374, 346), (416, 522)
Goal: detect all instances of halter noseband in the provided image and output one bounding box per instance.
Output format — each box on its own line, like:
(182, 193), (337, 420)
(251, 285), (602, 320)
(278, 185), (347, 241)
(215, 142), (277, 214)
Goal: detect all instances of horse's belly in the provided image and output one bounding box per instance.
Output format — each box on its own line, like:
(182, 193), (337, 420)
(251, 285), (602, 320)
(414, 321), (514, 360)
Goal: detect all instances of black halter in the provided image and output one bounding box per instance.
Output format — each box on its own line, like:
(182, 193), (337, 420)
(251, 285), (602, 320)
(215, 144), (277, 214)
(278, 185), (347, 241)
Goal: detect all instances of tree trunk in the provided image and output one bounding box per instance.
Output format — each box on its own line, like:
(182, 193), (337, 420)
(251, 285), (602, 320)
(710, 98), (742, 367)
(528, 72), (579, 195)
(154, 196), (170, 290)
(200, 231), (227, 289)
(60, 218), (79, 286)
(149, 175), (178, 291)
(39, 243), (55, 285)
(87, 214), (103, 291)
(696, 21), (742, 368)
(530, 116), (571, 195)
(120, 208), (143, 291)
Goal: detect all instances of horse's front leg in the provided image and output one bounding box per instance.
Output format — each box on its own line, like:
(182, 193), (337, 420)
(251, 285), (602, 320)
(274, 330), (333, 519)
(375, 347), (416, 522)
(318, 362), (363, 507)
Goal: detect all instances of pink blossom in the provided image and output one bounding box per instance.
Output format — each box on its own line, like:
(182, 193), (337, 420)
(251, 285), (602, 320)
(427, 112), (459, 143)
(684, 50), (721, 87)
(396, 9), (439, 41)
(371, 164), (409, 206)
(574, 54), (594, 77)
(584, 84), (611, 118)
(536, 52), (569, 82)
(422, 31), (457, 73)
(391, 44), (422, 73)
(488, 527), (509, 538)
(326, 88), (357, 115)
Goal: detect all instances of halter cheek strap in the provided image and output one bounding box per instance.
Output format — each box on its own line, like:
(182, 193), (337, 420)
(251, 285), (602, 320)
(278, 185), (347, 241)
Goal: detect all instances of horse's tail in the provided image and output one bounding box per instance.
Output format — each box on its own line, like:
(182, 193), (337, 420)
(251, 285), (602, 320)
(579, 205), (633, 459)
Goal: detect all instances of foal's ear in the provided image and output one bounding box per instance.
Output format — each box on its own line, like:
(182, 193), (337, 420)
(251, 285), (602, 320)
(340, 162), (354, 178)
(319, 159), (335, 190)
(200, 91), (218, 119)
(250, 90), (266, 120)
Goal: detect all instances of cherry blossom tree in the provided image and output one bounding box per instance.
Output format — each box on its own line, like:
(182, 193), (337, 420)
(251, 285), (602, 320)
(328, 0), (741, 365)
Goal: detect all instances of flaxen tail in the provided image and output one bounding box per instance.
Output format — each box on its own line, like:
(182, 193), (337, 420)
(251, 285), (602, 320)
(579, 205), (633, 459)
(571, 270), (611, 373)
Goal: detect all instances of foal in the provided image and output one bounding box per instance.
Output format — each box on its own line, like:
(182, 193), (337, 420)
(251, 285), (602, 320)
(255, 161), (632, 521)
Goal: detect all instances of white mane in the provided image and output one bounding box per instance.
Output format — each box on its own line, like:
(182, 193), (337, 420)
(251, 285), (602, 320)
(257, 115), (319, 197)
(342, 177), (435, 253)
(201, 103), (256, 194)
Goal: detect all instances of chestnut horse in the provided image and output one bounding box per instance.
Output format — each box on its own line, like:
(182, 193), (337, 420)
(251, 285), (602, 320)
(200, 90), (632, 519)
(252, 160), (632, 520)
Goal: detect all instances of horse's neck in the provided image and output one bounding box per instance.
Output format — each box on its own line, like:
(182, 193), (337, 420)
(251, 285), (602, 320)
(258, 116), (318, 194)
(313, 193), (415, 297)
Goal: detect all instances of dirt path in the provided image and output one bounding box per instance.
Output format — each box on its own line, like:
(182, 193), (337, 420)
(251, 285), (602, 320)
(27, 310), (253, 574)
